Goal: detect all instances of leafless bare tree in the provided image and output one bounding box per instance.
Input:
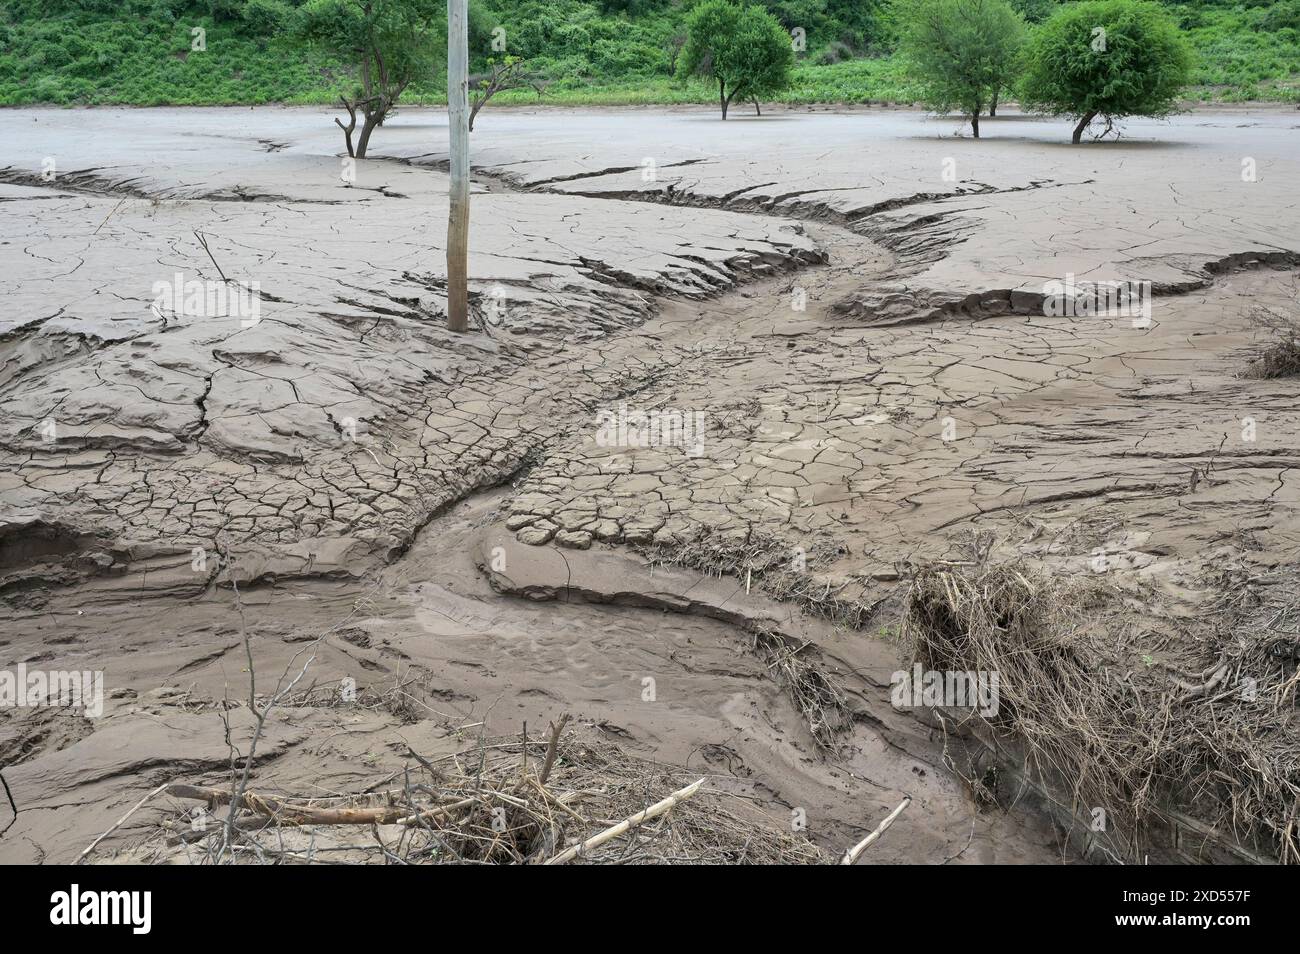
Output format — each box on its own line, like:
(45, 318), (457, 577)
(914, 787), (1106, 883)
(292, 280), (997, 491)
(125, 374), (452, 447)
(469, 58), (544, 132)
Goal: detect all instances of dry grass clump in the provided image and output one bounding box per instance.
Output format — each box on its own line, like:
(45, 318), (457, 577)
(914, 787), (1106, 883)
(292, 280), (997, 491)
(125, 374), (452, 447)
(158, 720), (825, 865)
(902, 560), (1300, 862)
(1244, 303), (1300, 379)
(639, 526), (869, 625)
(1245, 335), (1300, 378)
(749, 626), (851, 751)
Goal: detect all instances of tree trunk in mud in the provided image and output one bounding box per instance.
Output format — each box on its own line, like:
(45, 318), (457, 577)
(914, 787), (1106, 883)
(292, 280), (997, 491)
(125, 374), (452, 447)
(720, 79), (728, 120)
(1072, 111), (1097, 144)
(971, 111), (980, 139)
(335, 97), (358, 158)
(354, 111), (381, 159)
(989, 89), (998, 117)
(753, 98), (761, 116)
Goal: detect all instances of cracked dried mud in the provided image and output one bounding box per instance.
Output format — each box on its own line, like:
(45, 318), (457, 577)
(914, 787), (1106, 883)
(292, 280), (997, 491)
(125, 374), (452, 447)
(1, 105), (1297, 864)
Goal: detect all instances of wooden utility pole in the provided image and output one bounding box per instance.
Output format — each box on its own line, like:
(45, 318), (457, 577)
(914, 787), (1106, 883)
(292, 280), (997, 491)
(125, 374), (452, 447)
(446, 0), (470, 332)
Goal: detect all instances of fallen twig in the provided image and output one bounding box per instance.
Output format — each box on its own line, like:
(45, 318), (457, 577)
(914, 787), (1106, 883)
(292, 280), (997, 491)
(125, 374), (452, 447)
(93, 196), (126, 236)
(840, 795), (912, 865)
(168, 782), (476, 828)
(194, 229), (230, 284)
(545, 778), (705, 865)
(77, 782), (171, 864)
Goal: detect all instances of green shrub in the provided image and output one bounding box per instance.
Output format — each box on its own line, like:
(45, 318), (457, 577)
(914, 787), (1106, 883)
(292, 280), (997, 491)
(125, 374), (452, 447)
(1009, 0), (1057, 23)
(238, 0), (294, 35)
(591, 38), (667, 75)
(206, 0), (247, 22)
(1260, 0), (1300, 32)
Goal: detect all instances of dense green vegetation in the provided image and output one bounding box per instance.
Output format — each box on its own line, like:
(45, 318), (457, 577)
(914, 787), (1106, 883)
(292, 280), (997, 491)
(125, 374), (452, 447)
(1, 0), (1297, 107)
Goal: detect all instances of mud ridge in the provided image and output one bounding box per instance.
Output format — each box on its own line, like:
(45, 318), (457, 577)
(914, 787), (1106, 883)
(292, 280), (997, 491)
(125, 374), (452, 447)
(0, 167), (334, 204)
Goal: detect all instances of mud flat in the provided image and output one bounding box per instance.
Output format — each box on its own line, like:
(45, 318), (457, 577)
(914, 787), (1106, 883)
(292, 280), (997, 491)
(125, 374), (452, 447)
(0, 106), (1297, 863)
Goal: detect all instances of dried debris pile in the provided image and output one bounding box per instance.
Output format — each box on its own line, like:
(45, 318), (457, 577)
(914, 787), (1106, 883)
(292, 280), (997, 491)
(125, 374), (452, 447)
(903, 560), (1300, 863)
(154, 719), (825, 865)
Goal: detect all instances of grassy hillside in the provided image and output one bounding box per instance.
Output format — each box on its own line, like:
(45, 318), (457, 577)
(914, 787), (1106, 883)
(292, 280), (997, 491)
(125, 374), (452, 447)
(2, 0), (1298, 107)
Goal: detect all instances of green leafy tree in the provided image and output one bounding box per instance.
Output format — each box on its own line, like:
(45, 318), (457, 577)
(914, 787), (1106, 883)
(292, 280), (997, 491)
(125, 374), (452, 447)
(295, 0), (442, 158)
(893, 0), (1026, 138)
(1019, 0), (1192, 143)
(678, 0), (794, 119)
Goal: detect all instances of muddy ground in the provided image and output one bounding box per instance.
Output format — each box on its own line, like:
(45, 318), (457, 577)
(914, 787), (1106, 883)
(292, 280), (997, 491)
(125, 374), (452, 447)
(1, 105), (1297, 863)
